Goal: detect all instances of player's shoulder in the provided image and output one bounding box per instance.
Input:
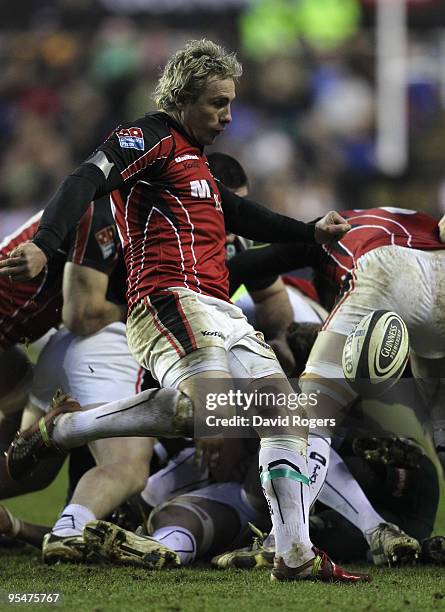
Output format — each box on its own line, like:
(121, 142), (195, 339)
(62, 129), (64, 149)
(117, 112), (173, 140)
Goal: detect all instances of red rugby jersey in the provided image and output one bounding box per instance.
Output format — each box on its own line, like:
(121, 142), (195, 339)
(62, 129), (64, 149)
(0, 199), (120, 348)
(98, 113), (228, 310)
(323, 207), (445, 286)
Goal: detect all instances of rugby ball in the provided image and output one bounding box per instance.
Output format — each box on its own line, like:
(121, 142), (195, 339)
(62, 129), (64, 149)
(342, 310), (409, 396)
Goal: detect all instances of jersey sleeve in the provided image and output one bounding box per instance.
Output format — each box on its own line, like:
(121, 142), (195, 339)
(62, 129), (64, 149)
(227, 242), (324, 293)
(97, 116), (174, 185)
(33, 116), (174, 261)
(66, 197), (120, 276)
(219, 183), (316, 244)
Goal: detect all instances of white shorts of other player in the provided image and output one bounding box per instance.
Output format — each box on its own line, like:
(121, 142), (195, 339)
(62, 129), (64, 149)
(30, 322), (143, 411)
(127, 287), (283, 388)
(325, 245), (445, 359)
(235, 285), (326, 327)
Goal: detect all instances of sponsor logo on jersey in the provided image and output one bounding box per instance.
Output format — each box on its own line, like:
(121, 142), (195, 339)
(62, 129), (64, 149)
(175, 154), (199, 163)
(201, 330), (225, 339)
(116, 127), (145, 150)
(190, 179), (211, 198)
(95, 226), (115, 259)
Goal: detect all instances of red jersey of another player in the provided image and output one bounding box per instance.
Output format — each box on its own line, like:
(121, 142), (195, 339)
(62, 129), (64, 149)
(322, 207), (445, 286)
(0, 199), (120, 349)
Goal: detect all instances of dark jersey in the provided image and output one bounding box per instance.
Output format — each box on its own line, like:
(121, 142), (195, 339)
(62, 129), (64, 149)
(225, 235), (278, 297)
(0, 197), (121, 349)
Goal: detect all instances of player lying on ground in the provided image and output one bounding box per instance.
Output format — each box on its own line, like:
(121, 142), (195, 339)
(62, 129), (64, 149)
(4, 431), (439, 568)
(1, 39), (370, 583)
(82, 435), (428, 570)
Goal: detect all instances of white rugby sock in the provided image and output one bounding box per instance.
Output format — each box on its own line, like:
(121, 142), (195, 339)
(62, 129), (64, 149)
(318, 447), (384, 538)
(52, 504), (95, 537)
(152, 526), (196, 565)
(52, 388), (192, 449)
(260, 436), (329, 552)
(259, 436), (313, 568)
(141, 448), (208, 508)
(307, 435), (331, 505)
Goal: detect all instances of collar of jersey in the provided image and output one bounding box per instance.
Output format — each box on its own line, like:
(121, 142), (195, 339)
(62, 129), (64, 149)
(147, 111), (204, 152)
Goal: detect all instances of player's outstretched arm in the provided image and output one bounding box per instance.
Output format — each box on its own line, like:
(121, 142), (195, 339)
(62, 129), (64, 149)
(220, 183), (350, 245)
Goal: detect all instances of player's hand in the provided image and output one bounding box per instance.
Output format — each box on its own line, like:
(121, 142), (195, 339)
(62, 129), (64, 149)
(314, 211), (351, 244)
(439, 214), (445, 243)
(194, 436), (224, 472)
(0, 242), (47, 280)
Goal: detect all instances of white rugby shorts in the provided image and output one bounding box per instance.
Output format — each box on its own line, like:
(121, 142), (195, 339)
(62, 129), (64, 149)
(324, 245), (445, 359)
(126, 287), (283, 388)
(30, 322), (143, 411)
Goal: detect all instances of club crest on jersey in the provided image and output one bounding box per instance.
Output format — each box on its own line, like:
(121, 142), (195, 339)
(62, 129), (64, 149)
(117, 127), (145, 150)
(95, 226), (115, 259)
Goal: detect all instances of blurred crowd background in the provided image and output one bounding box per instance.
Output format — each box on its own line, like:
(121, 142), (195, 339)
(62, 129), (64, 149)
(1, 0), (445, 239)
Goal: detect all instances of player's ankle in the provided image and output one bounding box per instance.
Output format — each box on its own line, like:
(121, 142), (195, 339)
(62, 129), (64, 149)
(280, 542), (314, 569)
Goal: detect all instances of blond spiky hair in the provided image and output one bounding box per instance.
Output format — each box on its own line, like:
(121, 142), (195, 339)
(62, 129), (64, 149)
(153, 39), (242, 111)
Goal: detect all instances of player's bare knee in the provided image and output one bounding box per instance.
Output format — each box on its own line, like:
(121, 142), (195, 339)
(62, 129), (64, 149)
(149, 501), (203, 542)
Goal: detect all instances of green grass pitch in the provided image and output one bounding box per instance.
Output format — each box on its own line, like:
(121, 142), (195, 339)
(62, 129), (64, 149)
(2, 464), (445, 612)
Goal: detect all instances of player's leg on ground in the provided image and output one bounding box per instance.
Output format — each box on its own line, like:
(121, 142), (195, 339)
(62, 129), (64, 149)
(0, 505), (49, 548)
(85, 481), (259, 568)
(148, 494), (242, 565)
